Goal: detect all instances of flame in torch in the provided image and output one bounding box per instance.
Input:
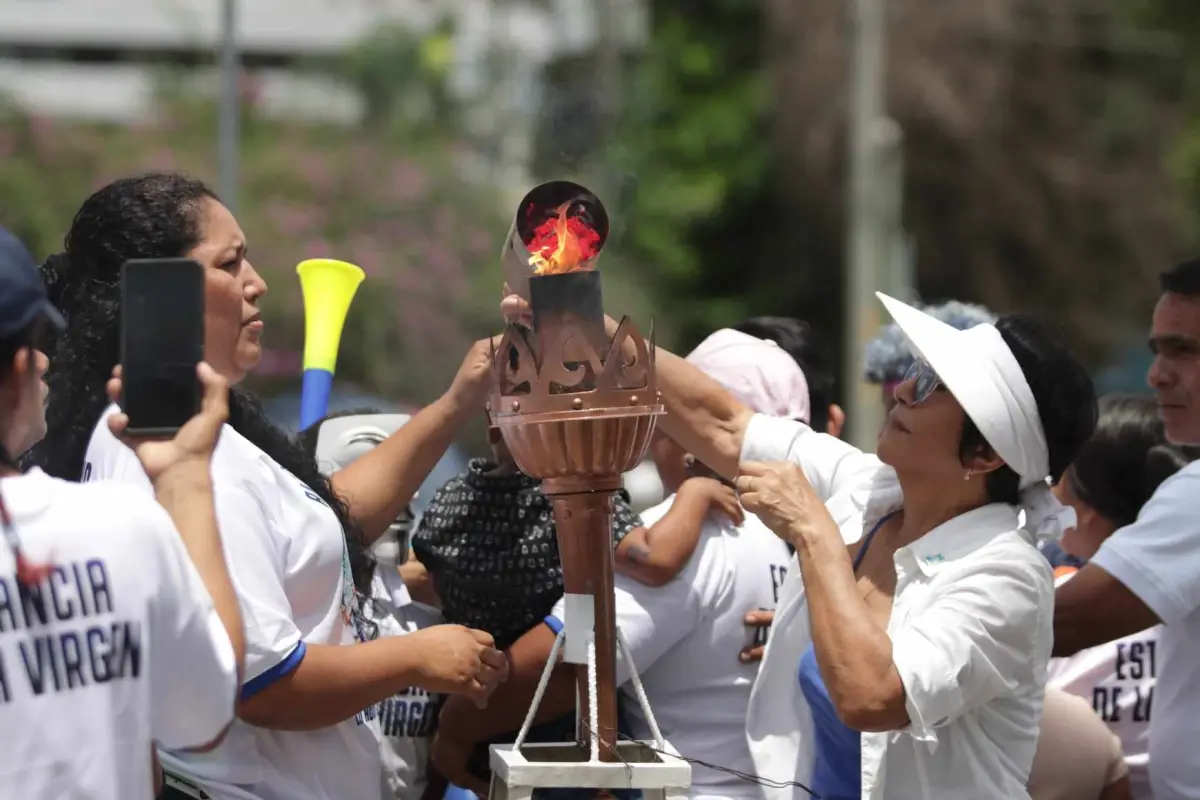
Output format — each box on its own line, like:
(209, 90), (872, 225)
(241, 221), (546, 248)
(526, 200), (602, 275)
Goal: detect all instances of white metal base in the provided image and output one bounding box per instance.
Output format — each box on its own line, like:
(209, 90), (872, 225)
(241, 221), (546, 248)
(488, 740), (691, 800)
(489, 619), (692, 799)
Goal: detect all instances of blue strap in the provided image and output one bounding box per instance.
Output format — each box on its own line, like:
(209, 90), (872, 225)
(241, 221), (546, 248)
(851, 513), (894, 573)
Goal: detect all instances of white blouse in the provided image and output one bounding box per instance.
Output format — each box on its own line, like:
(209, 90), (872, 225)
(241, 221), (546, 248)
(740, 414), (1055, 800)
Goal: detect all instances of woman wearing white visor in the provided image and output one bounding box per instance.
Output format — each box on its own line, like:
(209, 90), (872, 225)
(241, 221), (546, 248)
(738, 294), (1098, 799)
(501, 290), (1096, 799)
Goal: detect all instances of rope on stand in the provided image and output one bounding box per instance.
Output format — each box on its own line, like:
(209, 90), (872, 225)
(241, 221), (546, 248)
(616, 626), (665, 750)
(514, 625), (567, 749)
(587, 637), (600, 762)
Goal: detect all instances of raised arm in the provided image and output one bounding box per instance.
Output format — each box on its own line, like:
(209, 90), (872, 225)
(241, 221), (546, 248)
(600, 311), (874, 497)
(615, 478), (742, 586)
(499, 296), (878, 496)
(330, 337), (495, 542)
(636, 331), (755, 481)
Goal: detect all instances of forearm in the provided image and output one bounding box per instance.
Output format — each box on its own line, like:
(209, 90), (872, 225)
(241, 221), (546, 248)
(615, 498), (706, 585)
(153, 467), (245, 683)
(1052, 615), (1113, 657)
(239, 638), (423, 731)
(332, 392), (473, 542)
(793, 524), (899, 725)
(615, 530), (672, 586)
(1052, 565), (1162, 657)
(603, 315), (751, 479)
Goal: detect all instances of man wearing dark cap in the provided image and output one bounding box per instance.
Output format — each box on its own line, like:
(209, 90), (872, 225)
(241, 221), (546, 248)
(0, 225), (64, 459)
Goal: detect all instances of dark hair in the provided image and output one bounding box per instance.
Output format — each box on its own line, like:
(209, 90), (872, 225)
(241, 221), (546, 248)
(296, 407), (386, 460)
(958, 314), (1098, 505)
(1068, 394), (1197, 527)
(22, 173), (375, 598)
(1160, 258), (1200, 298)
(732, 316), (835, 431)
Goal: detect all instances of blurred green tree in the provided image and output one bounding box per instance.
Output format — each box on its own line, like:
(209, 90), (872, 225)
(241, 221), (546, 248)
(338, 20), (460, 134)
(1131, 0), (1200, 243)
(536, 0), (1191, 382)
(760, 0), (1188, 365)
(530, 1), (784, 353)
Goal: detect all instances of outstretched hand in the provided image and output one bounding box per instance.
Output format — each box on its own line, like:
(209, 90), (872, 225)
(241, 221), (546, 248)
(106, 363), (229, 484)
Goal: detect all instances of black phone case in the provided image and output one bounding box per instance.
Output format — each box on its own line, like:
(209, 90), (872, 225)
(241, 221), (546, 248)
(119, 258), (205, 436)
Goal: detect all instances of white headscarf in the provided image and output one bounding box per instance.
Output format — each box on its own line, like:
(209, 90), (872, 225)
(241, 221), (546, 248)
(877, 293), (1076, 541)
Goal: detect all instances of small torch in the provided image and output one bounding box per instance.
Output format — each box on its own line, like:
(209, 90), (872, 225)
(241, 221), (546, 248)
(491, 180), (662, 761)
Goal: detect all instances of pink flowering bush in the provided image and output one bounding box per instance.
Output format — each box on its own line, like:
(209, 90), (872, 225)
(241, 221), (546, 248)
(0, 93), (509, 405)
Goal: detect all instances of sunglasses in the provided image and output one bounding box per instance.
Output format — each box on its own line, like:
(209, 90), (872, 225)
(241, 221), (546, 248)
(902, 359), (943, 406)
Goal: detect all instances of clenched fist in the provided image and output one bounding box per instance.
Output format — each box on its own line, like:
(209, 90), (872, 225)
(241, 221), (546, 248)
(407, 625), (509, 708)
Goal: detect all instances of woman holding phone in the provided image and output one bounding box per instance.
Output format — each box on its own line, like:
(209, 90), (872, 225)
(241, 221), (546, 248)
(28, 173), (509, 800)
(0, 223), (242, 798)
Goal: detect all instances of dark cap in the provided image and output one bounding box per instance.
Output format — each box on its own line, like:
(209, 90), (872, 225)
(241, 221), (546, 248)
(0, 226), (65, 339)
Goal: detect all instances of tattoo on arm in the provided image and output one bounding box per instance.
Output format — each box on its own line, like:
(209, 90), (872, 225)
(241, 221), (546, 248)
(625, 544), (652, 563)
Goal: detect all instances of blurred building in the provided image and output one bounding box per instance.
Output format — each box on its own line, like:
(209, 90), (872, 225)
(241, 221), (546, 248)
(0, 0), (645, 188)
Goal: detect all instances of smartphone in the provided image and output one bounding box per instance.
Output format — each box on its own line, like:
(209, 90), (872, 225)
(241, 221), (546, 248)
(119, 258), (205, 435)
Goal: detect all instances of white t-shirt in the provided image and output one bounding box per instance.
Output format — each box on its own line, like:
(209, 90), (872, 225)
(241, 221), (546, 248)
(366, 565), (443, 800)
(0, 469), (237, 799)
(85, 405), (383, 800)
(1089, 459), (1200, 800)
(551, 496), (792, 800)
(1048, 570), (1158, 799)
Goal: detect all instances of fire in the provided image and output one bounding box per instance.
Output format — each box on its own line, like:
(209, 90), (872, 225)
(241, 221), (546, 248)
(526, 201), (601, 275)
